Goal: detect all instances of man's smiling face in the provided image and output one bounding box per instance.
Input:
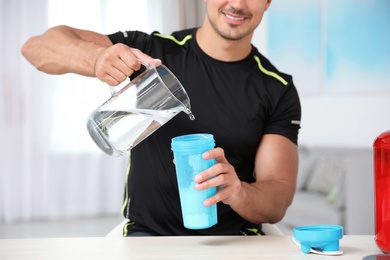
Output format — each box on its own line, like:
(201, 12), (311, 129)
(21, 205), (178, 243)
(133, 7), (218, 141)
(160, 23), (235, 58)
(205, 0), (272, 41)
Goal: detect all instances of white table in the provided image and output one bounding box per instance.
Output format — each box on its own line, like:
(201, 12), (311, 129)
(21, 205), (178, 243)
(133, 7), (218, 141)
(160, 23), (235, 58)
(0, 235), (384, 259)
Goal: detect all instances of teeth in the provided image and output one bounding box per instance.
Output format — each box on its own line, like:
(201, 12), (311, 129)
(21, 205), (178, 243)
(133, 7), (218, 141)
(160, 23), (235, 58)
(225, 14), (244, 21)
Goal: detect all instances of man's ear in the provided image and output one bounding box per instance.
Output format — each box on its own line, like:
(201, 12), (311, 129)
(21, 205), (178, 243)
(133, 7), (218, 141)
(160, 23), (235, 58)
(265, 0), (272, 11)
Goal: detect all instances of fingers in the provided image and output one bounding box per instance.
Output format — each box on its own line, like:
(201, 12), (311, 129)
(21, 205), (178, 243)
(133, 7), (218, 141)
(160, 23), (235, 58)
(195, 147), (242, 206)
(94, 44), (138, 86)
(94, 43), (161, 86)
(194, 162), (231, 189)
(96, 60), (136, 86)
(202, 147), (228, 163)
(195, 170), (236, 207)
(196, 147), (229, 182)
(131, 48), (162, 67)
(204, 185), (232, 206)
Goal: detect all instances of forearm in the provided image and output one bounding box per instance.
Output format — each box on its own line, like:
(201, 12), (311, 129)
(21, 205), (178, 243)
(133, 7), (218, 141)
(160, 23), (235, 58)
(21, 25), (109, 76)
(228, 180), (295, 224)
(223, 135), (298, 224)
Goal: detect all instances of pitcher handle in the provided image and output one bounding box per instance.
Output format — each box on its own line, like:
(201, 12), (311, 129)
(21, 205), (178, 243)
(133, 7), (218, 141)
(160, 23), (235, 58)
(109, 85), (119, 96)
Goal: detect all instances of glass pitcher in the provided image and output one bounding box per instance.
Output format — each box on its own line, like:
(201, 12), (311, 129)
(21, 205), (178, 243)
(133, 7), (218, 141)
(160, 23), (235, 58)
(86, 64), (194, 157)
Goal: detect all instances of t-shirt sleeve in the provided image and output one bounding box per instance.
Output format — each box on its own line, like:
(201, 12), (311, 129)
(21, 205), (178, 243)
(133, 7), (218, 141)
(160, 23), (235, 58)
(263, 78), (302, 145)
(107, 30), (153, 52)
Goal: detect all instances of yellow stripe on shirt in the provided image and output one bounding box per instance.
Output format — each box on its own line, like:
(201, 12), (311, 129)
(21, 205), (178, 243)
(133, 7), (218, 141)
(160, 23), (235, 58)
(254, 55), (288, 86)
(153, 33), (193, 46)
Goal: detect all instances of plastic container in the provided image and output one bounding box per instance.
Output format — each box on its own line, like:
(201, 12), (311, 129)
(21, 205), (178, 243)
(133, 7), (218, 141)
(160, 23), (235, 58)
(293, 225), (343, 254)
(171, 133), (218, 229)
(373, 130), (390, 254)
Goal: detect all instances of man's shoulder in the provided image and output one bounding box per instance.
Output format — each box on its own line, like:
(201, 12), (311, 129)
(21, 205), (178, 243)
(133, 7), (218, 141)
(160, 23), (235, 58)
(250, 46), (293, 87)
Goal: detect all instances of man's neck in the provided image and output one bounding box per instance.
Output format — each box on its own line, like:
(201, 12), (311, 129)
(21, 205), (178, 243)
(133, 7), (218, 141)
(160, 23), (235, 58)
(196, 21), (253, 62)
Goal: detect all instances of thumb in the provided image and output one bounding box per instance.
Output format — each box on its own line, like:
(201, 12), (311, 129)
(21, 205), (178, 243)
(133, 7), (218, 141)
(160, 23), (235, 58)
(131, 48), (162, 67)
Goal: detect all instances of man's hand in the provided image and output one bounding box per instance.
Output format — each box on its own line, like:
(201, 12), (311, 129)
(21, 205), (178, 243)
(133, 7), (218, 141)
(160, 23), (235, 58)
(94, 44), (161, 86)
(194, 147), (243, 207)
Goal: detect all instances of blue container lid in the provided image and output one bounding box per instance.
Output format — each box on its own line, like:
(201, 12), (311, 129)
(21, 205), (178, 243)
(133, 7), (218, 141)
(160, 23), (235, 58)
(294, 225), (343, 242)
(293, 225), (343, 254)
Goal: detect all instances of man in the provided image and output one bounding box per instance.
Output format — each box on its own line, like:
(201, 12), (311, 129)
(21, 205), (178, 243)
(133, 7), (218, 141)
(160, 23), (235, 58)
(21, 0), (301, 236)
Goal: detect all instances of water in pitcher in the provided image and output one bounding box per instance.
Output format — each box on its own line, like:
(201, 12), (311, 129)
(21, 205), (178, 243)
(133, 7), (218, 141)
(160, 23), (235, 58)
(87, 108), (185, 157)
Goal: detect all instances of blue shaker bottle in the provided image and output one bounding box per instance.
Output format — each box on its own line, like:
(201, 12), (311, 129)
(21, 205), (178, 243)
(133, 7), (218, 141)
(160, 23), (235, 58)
(171, 133), (218, 229)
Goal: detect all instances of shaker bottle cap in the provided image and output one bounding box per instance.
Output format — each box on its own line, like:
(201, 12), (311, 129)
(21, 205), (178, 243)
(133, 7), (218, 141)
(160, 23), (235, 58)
(293, 225), (343, 254)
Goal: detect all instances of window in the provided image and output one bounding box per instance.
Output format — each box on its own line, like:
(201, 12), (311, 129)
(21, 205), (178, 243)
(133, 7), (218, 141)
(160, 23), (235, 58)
(47, 0), (150, 152)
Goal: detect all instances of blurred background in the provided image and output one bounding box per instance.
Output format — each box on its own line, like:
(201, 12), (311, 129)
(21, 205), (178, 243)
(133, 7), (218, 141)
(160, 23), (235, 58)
(1, 0), (389, 237)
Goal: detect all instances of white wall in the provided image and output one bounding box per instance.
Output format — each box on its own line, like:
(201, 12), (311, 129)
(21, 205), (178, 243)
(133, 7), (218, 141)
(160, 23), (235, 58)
(299, 94), (390, 148)
(253, 14), (390, 149)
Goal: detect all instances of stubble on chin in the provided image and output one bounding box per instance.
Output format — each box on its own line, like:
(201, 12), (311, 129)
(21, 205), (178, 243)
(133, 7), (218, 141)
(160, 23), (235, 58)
(206, 9), (256, 41)
(209, 19), (253, 41)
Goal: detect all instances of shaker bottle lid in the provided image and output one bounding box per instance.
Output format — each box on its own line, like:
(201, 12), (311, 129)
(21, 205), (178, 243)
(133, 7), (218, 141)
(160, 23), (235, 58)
(293, 225), (343, 254)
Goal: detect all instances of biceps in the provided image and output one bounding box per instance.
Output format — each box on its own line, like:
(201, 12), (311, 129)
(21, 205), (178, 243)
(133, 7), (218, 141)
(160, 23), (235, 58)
(254, 134), (298, 184)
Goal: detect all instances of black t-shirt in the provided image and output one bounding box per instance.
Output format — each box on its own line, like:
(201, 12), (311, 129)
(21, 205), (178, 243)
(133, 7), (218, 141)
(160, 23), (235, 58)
(107, 28), (301, 235)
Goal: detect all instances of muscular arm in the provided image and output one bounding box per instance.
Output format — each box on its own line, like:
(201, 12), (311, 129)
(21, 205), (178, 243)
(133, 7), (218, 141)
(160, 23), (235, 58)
(21, 25), (112, 77)
(231, 134), (298, 223)
(197, 134), (298, 224)
(21, 25), (159, 86)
